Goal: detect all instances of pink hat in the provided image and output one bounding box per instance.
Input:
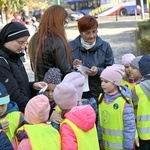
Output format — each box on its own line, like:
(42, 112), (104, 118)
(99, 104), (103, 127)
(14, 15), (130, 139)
(61, 72), (85, 101)
(100, 66), (124, 86)
(122, 53), (135, 66)
(108, 64), (125, 77)
(53, 72), (85, 110)
(24, 95), (50, 124)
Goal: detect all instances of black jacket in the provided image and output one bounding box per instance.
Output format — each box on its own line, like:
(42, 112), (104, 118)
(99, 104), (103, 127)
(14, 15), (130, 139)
(28, 32), (72, 81)
(0, 45), (35, 112)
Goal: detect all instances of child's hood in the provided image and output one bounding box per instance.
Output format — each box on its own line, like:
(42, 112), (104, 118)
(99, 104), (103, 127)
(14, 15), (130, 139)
(64, 105), (96, 131)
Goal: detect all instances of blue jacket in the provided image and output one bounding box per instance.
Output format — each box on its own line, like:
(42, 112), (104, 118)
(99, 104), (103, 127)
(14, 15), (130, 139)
(0, 131), (13, 150)
(69, 36), (114, 100)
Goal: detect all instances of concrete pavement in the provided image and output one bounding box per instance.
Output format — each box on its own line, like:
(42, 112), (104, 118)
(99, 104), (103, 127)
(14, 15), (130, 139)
(24, 14), (149, 81)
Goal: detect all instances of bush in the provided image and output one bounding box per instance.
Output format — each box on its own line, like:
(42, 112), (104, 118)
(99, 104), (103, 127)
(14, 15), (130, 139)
(137, 20), (150, 54)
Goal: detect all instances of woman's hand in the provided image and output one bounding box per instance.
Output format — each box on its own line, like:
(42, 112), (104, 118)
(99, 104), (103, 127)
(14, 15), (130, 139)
(73, 59), (82, 69)
(33, 81), (47, 91)
(86, 66), (98, 76)
(50, 111), (63, 124)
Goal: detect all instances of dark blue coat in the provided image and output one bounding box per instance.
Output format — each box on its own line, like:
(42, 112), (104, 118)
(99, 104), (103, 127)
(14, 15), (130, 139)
(0, 131), (13, 150)
(69, 36), (114, 100)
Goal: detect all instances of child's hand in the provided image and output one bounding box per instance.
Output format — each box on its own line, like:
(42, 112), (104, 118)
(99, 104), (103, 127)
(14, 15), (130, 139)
(1, 121), (9, 132)
(50, 111), (63, 124)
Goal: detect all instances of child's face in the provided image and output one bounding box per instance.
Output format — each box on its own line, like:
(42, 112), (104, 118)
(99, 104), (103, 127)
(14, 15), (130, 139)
(0, 104), (7, 116)
(44, 83), (56, 103)
(129, 66), (142, 79)
(124, 64), (133, 78)
(101, 78), (118, 94)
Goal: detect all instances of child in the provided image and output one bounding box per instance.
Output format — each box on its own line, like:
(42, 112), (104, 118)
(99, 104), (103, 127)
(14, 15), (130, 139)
(121, 53), (136, 90)
(129, 56), (142, 116)
(53, 72), (100, 150)
(15, 95), (61, 150)
(133, 55), (150, 149)
(98, 66), (136, 150)
(129, 56), (142, 84)
(43, 67), (63, 130)
(0, 83), (24, 149)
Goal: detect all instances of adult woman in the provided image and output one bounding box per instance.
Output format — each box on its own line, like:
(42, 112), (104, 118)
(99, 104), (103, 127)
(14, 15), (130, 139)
(28, 5), (72, 81)
(0, 22), (47, 113)
(70, 15), (114, 101)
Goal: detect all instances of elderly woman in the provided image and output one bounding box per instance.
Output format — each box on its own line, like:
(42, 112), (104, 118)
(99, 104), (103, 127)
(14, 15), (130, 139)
(70, 15), (114, 101)
(0, 22), (47, 113)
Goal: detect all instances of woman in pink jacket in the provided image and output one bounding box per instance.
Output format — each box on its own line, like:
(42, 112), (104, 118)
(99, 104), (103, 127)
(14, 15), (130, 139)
(53, 72), (100, 150)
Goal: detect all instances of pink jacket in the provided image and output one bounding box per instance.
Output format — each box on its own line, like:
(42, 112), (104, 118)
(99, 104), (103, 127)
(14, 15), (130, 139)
(60, 105), (96, 150)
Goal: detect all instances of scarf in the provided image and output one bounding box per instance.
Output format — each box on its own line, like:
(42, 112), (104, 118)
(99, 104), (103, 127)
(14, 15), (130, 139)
(81, 38), (96, 50)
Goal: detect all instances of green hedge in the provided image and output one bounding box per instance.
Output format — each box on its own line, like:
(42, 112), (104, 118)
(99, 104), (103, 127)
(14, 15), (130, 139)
(137, 20), (150, 54)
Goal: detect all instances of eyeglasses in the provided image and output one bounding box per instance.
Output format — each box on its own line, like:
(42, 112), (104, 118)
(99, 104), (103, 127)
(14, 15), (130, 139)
(82, 30), (98, 36)
(64, 19), (68, 27)
(16, 40), (28, 46)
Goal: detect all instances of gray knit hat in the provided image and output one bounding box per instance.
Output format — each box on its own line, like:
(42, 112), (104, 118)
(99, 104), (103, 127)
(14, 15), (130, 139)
(44, 68), (62, 84)
(130, 56), (142, 70)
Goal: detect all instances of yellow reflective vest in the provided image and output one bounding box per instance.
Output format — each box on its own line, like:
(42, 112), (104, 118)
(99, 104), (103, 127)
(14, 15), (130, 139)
(135, 84), (150, 140)
(16, 123), (61, 150)
(61, 119), (100, 150)
(99, 97), (126, 150)
(121, 79), (135, 91)
(0, 111), (21, 141)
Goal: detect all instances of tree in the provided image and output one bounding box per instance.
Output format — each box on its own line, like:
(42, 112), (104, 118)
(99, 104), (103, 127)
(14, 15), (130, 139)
(0, 0), (25, 23)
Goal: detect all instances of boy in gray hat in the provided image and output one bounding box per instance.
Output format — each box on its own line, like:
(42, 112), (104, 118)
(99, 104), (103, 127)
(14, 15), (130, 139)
(133, 55), (150, 149)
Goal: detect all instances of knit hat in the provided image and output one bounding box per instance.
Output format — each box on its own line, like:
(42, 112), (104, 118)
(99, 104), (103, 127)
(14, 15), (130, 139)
(43, 68), (62, 84)
(122, 53), (135, 66)
(139, 55), (150, 76)
(0, 22), (30, 44)
(108, 64), (125, 76)
(130, 56), (142, 70)
(24, 95), (50, 124)
(100, 66), (124, 86)
(53, 72), (85, 110)
(0, 83), (10, 105)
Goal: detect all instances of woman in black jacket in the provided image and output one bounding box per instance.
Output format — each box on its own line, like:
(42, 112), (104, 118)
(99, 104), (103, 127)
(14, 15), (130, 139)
(0, 22), (47, 113)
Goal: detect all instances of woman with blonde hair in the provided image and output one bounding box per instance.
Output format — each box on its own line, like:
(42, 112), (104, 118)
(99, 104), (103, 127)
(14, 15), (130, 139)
(28, 5), (72, 81)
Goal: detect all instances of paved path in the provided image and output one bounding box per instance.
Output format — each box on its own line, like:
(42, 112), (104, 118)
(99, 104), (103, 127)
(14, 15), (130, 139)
(24, 14), (149, 81)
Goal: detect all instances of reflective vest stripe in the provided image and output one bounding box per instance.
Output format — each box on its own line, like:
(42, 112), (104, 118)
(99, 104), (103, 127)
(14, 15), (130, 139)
(138, 127), (150, 134)
(137, 115), (150, 122)
(103, 139), (123, 149)
(101, 126), (123, 136)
